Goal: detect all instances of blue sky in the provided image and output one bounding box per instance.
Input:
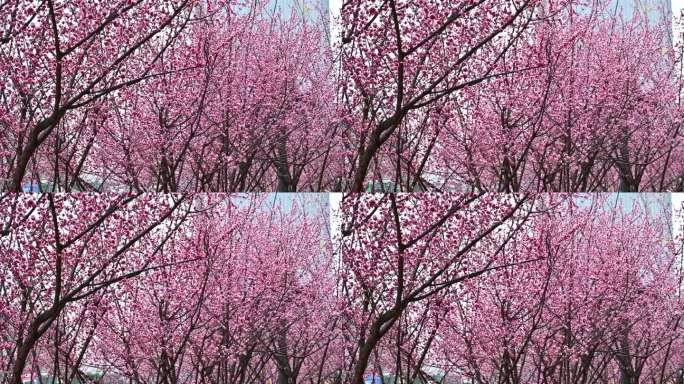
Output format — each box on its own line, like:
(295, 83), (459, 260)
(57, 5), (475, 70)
(266, 0), (329, 18)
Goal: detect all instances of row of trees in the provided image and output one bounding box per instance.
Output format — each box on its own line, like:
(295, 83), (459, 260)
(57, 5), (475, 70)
(1, 0), (343, 192)
(2, 0), (683, 192)
(1, 193), (682, 384)
(338, 193), (684, 384)
(340, 0), (684, 192)
(0, 193), (337, 384)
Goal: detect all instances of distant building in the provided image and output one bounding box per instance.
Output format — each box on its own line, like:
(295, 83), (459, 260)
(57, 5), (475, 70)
(329, 0), (342, 47)
(672, 0), (684, 68)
